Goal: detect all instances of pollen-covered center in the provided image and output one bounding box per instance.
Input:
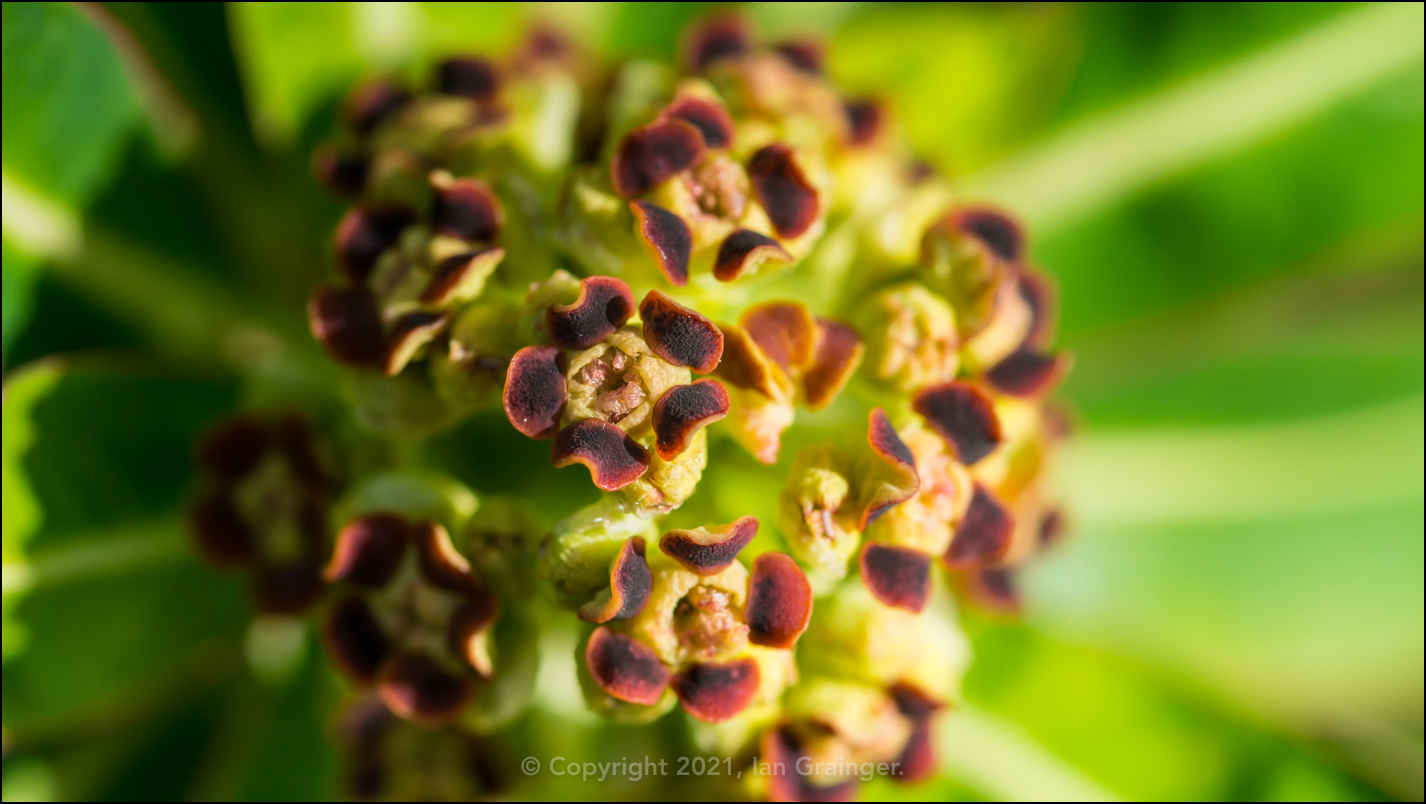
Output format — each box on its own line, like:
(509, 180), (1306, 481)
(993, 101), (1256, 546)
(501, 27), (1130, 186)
(686, 155), (748, 220)
(231, 453), (311, 562)
(573, 347), (648, 425)
(372, 558), (464, 661)
(674, 584), (749, 661)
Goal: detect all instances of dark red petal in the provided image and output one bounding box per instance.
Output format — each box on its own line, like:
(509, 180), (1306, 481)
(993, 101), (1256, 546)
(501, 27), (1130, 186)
(189, 493), (256, 566)
(859, 544), (932, 613)
(861, 408), (920, 529)
(748, 144), (818, 239)
(774, 39), (824, 74)
(383, 309), (450, 376)
(843, 98), (885, 147)
(911, 381), (1002, 466)
(551, 419), (650, 491)
(956, 566), (1021, 614)
(762, 727), (860, 802)
(630, 200), (692, 287)
(895, 715), (937, 783)
(944, 484), (1014, 569)
(324, 595), (391, 682)
(546, 275), (636, 350)
(662, 96), (735, 150)
(273, 414), (327, 488)
(579, 536), (653, 622)
(343, 79), (411, 135)
(745, 552), (813, 648)
(611, 120), (706, 198)
(683, 13), (751, 72)
(712, 228), (791, 282)
(420, 247), (506, 306)
(714, 323), (786, 400)
(1017, 269), (1057, 349)
(312, 145), (369, 196)
(890, 681), (943, 719)
(950, 206), (1024, 264)
(378, 652), (472, 724)
(651, 379), (730, 460)
(659, 516), (757, 576)
(326, 513), (410, 588)
(448, 589), (501, 674)
(334, 206), (415, 283)
(1039, 508), (1066, 549)
(197, 416), (269, 480)
(436, 56), (501, 100)
(502, 346), (568, 439)
(251, 561), (325, 616)
(985, 348), (1070, 398)
(671, 659), (759, 723)
(585, 626), (671, 706)
(740, 301), (817, 372)
(412, 520), (476, 592)
(639, 290), (724, 373)
(801, 318), (864, 411)
(430, 176), (504, 242)
(308, 285), (385, 369)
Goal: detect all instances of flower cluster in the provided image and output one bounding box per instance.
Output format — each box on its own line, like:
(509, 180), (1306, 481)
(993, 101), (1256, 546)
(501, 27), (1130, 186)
(189, 12), (1071, 802)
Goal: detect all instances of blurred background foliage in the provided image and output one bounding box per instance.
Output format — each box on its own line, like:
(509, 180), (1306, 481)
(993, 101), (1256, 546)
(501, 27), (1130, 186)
(1, 2), (1421, 801)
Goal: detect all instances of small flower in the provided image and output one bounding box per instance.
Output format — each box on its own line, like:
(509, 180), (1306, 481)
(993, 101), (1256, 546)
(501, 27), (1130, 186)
(322, 511), (499, 725)
(573, 518), (814, 725)
(188, 413), (334, 615)
(336, 696), (506, 801)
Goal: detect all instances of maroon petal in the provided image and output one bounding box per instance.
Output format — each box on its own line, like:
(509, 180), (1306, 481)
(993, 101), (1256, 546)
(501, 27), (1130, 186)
(430, 176), (504, 242)
(859, 544), (932, 613)
(651, 379), (730, 459)
(950, 206), (1024, 264)
(378, 652), (472, 724)
(748, 144), (819, 239)
(801, 318), (864, 411)
(683, 13), (751, 72)
(739, 301), (817, 373)
(843, 98), (886, 147)
(585, 626), (671, 706)
(630, 200), (693, 286)
(944, 484), (1014, 569)
(774, 39), (825, 74)
(956, 566), (1021, 614)
(551, 419), (650, 491)
(671, 659), (760, 723)
(714, 323), (787, 401)
(312, 145), (369, 196)
(745, 552), (813, 648)
(412, 520), (476, 592)
(1017, 269), (1057, 349)
(343, 78), (411, 135)
(762, 727), (859, 802)
(889, 682), (943, 783)
(611, 120), (706, 198)
(658, 516), (757, 576)
(383, 310), (450, 376)
(420, 247), (506, 306)
(662, 96), (735, 150)
(436, 56), (501, 100)
(861, 408), (920, 529)
(579, 536), (653, 623)
(326, 513), (410, 588)
(334, 206), (415, 283)
(324, 595), (391, 682)
(189, 493), (256, 566)
(197, 416), (268, 480)
(984, 348), (1070, 398)
(448, 589), (501, 675)
(502, 346), (568, 439)
(1039, 508), (1066, 549)
(890, 682), (943, 720)
(911, 381), (1002, 466)
(309, 285), (386, 369)
(639, 290), (724, 373)
(251, 562), (324, 616)
(713, 228), (791, 282)
(546, 275), (636, 350)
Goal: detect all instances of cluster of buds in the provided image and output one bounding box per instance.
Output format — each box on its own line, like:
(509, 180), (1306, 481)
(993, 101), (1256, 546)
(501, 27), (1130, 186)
(188, 414), (334, 615)
(186, 12), (1073, 801)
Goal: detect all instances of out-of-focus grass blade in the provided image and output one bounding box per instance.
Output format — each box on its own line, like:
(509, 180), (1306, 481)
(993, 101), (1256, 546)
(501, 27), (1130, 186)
(966, 2), (1424, 233)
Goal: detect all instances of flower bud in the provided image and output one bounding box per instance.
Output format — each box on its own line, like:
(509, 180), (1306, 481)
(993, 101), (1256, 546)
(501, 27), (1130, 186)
(854, 281), (959, 392)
